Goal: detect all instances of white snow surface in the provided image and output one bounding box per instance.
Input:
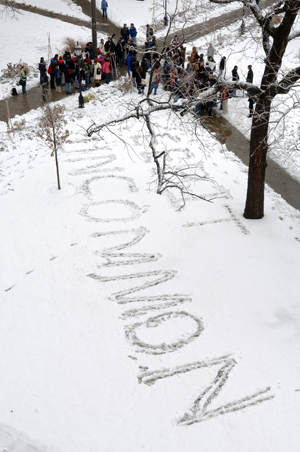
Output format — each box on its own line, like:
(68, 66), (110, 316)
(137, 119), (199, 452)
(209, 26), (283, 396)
(18, 0), (88, 19)
(0, 1), (300, 452)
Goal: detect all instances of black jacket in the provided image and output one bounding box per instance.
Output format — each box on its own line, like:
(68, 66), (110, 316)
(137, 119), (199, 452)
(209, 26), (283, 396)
(246, 69), (253, 83)
(232, 68), (239, 81)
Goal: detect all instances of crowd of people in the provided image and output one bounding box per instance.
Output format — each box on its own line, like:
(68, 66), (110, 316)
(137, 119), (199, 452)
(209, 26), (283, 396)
(14, 26), (256, 118)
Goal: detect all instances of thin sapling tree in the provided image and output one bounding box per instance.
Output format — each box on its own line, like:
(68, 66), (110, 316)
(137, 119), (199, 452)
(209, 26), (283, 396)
(36, 104), (70, 190)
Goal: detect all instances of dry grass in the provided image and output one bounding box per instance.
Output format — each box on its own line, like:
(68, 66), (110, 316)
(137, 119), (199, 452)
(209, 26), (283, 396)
(117, 76), (133, 93)
(63, 37), (76, 53)
(62, 37), (88, 54)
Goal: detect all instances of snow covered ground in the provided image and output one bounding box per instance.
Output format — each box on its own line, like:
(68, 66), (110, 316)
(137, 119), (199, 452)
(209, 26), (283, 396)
(17, 0), (88, 18)
(0, 1), (300, 452)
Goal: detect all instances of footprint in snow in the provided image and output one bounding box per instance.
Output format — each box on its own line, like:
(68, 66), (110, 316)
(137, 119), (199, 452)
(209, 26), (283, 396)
(5, 285), (15, 292)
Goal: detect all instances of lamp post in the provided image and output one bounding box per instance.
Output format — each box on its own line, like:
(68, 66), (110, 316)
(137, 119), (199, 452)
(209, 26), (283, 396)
(91, 0), (97, 60)
(74, 42), (84, 108)
(164, 0), (168, 26)
(74, 42), (82, 59)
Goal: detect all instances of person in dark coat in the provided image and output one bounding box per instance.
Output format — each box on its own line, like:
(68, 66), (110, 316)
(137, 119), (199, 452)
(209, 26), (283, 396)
(246, 65), (253, 83)
(79, 67), (86, 91)
(205, 73), (217, 116)
(130, 56), (139, 86)
(105, 37), (115, 54)
(115, 39), (124, 67)
(120, 24), (129, 44)
(136, 66), (146, 94)
(141, 56), (148, 74)
(217, 56), (226, 80)
(231, 65), (239, 95)
(39, 57), (46, 85)
(248, 94), (256, 117)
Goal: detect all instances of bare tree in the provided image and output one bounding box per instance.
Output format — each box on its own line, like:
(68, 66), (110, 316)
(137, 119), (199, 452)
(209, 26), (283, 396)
(36, 104), (70, 190)
(87, 0), (300, 218)
(0, 1), (21, 19)
(209, 0), (300, 218)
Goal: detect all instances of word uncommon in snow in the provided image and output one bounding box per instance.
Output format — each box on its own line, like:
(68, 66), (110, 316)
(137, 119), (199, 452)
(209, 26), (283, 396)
(76, 154), (274, 425)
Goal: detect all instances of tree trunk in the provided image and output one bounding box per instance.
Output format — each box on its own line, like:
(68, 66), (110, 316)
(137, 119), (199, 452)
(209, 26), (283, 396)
(53, 130), (61, 190)
(243, 98), (271, 219)
(54, 147), (61, 190)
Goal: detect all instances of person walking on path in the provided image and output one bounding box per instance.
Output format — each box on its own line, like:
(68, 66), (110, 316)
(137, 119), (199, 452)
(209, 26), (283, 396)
(19, 65), (28, 94)
(101, 0), (108, 18)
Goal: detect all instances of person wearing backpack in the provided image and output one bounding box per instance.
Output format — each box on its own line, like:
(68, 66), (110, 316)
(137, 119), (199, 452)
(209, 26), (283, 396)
(94, 58), (102, 87)
(101, 0), (108, 18)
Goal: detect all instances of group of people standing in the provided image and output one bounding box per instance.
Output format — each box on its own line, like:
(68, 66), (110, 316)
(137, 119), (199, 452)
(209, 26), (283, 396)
(147, 41), (255, 118)
(14, 25), (255, 119)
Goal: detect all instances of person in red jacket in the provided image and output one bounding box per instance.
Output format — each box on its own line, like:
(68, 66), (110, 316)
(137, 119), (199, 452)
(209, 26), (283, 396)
(102, 57), (111, 84)
(150, 63), (161, 95)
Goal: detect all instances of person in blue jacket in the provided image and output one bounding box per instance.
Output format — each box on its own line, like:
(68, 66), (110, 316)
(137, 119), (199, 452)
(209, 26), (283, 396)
(101, 0), (108, 18)
(129, 23), (137, 44)
(126, 54), (133, 77)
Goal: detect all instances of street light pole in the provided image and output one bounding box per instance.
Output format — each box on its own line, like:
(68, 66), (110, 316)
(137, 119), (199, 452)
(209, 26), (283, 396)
(164, 0), (168, 26)
(91, 0), (97, 59)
